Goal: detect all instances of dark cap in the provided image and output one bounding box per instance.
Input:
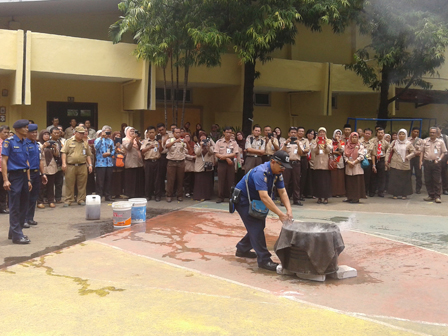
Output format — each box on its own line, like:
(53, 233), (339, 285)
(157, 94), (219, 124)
(12, 119), (29, 129)
(272, 150), (292, 169)
(28, 124), (38, 132)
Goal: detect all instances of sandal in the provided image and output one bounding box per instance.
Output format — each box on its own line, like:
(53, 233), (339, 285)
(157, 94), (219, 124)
(37, 203), (45, 209)
(317, 198), (322, 204)
(392, 196), (398, 199)
(323, 199), (328, 205)
(402, 197), (407, 200)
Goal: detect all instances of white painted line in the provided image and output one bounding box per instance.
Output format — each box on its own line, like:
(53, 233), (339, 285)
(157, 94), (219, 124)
(91, 240), (437, 335)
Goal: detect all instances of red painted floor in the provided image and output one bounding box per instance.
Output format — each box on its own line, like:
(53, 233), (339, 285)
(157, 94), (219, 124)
(99, 209), (448, 325)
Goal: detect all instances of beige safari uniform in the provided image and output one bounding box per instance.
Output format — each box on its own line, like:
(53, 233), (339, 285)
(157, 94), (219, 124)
(263, 137), (279, 156)
(141, 139), (161, 160)
(61, 137), (92, 204)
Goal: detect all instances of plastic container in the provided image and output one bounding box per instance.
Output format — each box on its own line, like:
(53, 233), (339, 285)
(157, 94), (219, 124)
(112, 201), (132, 228)
(86, 195), (101, 220)
(129, 198), (147, 224)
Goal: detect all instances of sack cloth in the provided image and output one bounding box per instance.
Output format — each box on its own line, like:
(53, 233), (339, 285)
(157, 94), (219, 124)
(274, 222), (345, 275)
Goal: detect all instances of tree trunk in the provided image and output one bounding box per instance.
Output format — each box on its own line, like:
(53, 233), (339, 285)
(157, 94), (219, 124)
(163, 65), (168, 127)
(377, 65), (390, 129)
(175, 54), (179, 126)
(242, 60), (256, 137)
(181, 62), (189, 128)
(170, 55), (175, 125)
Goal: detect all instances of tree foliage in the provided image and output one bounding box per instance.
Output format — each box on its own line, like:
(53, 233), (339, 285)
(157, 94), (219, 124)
(346, 0), (448, 122)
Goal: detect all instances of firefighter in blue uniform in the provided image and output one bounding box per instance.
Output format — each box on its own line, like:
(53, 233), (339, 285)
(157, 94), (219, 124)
(1, 120), (32, 244)
(25, 124), (47, 226)
(233, 150), (293, 271)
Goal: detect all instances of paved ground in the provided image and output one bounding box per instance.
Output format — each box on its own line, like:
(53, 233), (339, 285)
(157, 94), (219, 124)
(1, 186), (447, 335)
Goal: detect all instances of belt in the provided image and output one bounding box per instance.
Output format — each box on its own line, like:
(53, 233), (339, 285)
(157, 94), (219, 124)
(9, 169), (28, 173)
(290, 160), (300, 164)
(425, 159), (439, 163)
(168, 159), (184, 162)
(68, 163), (86, 166)
(247, 155), (259, 158)
(30, 169), (39, 173)
(145, 159), (159, 162)
(218, 159), (229, 163)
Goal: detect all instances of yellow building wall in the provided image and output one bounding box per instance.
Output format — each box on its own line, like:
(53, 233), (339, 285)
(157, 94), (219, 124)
(0, 29), (19, 71)
(18, 77), (126, 132)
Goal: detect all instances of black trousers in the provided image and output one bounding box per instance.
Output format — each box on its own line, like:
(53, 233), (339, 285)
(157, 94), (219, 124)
(144, 160), (161, 198)
(217, 161), (235, 199)
(370, 157), (386, 195)
(300, 157), (308, 198)
(282, 161), (301, 201)
(363, 160), (372, 194)
(54, 170), (64, 201)
(424, 161), (442, 198)
(26, 171), (41, 222)
(95, 167), (113, 198)
(159, 154), (168, 195)
(410, 156), (423, 192)
(184, 172), (195, 195)
(38, 174), (55, 203)
(0, 172), (7, 210)
(8, 170), (29, 240)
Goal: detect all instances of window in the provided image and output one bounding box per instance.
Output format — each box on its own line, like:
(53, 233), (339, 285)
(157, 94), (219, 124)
(254, 93), (270, 106)
(156, 88), (192, 103)
(332, 96), (338, 109)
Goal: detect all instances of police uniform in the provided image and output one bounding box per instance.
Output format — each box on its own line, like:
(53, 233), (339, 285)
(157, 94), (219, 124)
(244, 135), (265, 171)
(214, 138), (239, 201)
(25, 124), (42, 225)
(141, 138), (161, 200)
(61, 127), (92, 205)
(281, 140), (302, 203)
(234, 161), (285, 267)
(2, 119), (31, 243)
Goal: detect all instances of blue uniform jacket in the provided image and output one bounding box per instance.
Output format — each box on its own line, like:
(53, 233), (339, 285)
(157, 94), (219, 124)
(2, 135), (29, 171)
(94, 137), (115, 168)
(25, 139), (41, 170)
(235, 161), (285, 205)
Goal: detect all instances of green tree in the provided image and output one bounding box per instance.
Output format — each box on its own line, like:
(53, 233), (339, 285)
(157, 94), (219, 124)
(110, 0), (228, 127)
(346, 0), (448, 126)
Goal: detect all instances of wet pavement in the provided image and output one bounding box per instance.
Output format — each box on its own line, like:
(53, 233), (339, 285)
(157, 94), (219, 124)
(1, 198), (447, 335)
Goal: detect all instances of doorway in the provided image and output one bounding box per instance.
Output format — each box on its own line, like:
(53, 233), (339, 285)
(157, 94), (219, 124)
(47, 102), (98, 130)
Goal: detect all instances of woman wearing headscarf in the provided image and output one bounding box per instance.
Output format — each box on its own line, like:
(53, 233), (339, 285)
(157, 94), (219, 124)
(183, 133), (196, 198)
(304, 129), (316, 198)
(344, 132), (366, 203)
(310, 127), (333, 204)
(193, 131), (215, 201)
(330, 129), (346, 197)
(122, 126), (144, 198)
(194, 123), (203, 142)
(385, 129), (415, 199)
(37, 130), (59, 208)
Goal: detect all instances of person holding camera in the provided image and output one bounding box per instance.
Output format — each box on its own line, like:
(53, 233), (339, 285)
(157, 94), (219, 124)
(214, 127), (240, 203)
(244, 125), (265, 171)
(281, 127), (303, 206)
(193, 131), (215, 201)
(262, 126), (280, 163)
(122, 126), (144, 198)
(141, 126), (161, 201)
(37, 130), (59, 208)
(94, 126), (115, 201)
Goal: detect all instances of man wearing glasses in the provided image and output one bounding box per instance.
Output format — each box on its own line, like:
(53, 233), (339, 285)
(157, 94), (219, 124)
(233, 150), (293, 271)
(94, 126), (115, 201)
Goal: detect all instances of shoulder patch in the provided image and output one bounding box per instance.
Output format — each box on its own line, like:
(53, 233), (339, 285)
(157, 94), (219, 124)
(3, 142), (8, 148)
(279, 175), (283, 181)
(264, 176), (267, 183)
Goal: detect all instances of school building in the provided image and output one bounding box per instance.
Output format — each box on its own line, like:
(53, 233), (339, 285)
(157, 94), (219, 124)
(0, 0), (447, 135)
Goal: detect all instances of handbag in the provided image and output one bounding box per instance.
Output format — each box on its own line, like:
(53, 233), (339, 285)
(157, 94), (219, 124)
(328, 155), (338, 170)
(201, 152), (213, 171)
(245, 169), (274, 220)
(361, 158), (370, 169)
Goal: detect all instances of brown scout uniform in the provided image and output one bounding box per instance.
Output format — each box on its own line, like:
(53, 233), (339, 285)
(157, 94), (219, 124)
(141, 138), (161, 199)
(262, 137), (279, 162)
(166, 138), (187, 199)
(282, 140), (302, 202)
(421, 138), (448, 199)
(298, 137), (310, 199)
(61, 136), (92, 204)
(371, 138), (390, 196)
(214, 138), (239, 200)
(360, 138), (375, 194)
(245, 135), (265, 171)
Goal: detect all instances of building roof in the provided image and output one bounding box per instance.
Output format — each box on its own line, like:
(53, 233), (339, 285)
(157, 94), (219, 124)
(0, 0), (119, 17)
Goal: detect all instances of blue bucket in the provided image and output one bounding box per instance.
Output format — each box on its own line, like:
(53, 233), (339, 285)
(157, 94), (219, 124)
(129, 198), (147, 224)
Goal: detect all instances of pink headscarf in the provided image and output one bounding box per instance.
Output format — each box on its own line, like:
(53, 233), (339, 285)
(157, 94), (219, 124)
(344, 132), (360, 158)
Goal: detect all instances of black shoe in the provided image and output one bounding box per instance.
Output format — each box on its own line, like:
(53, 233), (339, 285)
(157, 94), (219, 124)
(280, 202), (284, 206)
(378, 193), (384, 198)
(299, 197), (305, 201)
(443, 190), (448, 195)
(12, 236), (30, 244)
(105, 197), (113, 202)
(0, 208), (9, 214)
(235, 250), (257, 259)
(216, 198), (223, 204)
(368, 193), (375, 197)
(155, 197), (161, 202)
(293, 201), (303, 206)
(416, 189), (421, 194)
(9, 234), (28, 240)
(22, 223), (30, 229)
(27, 220), (38, 226)
(258, 261), (279, 272)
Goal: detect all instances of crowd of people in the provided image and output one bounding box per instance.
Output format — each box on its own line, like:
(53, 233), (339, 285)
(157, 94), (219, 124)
(1, 117), (448, 244)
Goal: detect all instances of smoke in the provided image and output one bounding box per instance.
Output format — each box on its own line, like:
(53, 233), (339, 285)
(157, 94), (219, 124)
(337, 214), (357, 231)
